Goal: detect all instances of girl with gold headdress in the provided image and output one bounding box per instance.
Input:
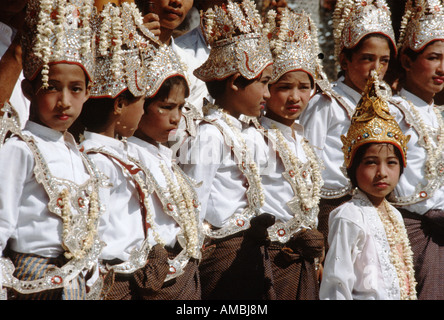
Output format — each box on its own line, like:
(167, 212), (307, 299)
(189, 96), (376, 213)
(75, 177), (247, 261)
(298, 0), (407, 253)
(0, 0), (104, 299)
(246, 7), (325, 299)
(389, 0), (444, 300)
(320, 71), (417, 300)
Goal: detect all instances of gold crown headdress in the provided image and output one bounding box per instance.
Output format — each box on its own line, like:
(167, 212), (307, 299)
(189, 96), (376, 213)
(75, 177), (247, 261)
(333, 0), (396, 64)
(22, 0), (96, 88)
(90, 2), (161, 98)
(194, 0), (273, 81)
(264, 8), (326, 84)
(341, 70), (410, 168)
(398, 0), (444, 52)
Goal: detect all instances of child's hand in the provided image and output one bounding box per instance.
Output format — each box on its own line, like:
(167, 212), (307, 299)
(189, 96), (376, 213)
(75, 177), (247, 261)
(143, 13), (161, 38)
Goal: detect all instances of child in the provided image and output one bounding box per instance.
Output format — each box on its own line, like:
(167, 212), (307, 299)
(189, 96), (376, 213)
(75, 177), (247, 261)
(0, 0), (104, 300)
(389, 0), (444, 300)
(125, 47), (203, 300)
(179, 0), (274, 300)
(320, 70), (417, 300)
(79, 1), (166, 300)
(298, 0), (406, 251)
(249, 8), (325, 300)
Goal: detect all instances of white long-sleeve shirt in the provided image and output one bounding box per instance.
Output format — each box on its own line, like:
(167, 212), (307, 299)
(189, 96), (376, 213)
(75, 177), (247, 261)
(81, 132), (145, 262)
(320, 190), (403, 300)
(0, 121), (91, 258)
(179, 108), (251, 227)
(126, 136), (181, 249)
(390, 89), (444, 214)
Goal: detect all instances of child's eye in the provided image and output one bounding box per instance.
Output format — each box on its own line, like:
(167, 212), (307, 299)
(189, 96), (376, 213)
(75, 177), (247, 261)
(71, 86), (83, 93)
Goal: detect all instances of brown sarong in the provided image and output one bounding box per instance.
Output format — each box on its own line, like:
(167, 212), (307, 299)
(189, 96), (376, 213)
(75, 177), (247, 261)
(399, 208), (444, 300)
(318, 195), (352, 252)
(267, 229), (324, 300)
(103, 244), (201, 300)
(200, 214), (276, 300)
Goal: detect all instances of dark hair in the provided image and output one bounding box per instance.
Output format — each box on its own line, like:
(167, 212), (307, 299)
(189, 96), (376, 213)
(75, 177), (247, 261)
(346, 143), (404, 188)
(338, 33), (396, 78)
(80, 89), (138, 132)
(143, 75), (190, 112)
(206, 73), (257, 100)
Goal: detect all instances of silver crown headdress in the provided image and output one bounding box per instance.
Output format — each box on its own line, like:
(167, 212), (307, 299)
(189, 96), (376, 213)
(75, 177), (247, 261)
(90, 2), (161, 98)
(22, 0), (96, 87)
(264, 8), (327, 84)
(398, 0), (444, 52)
(194, 0), (273, 81)
(144, 43), (189, 98)
(333, 0), (396, 63)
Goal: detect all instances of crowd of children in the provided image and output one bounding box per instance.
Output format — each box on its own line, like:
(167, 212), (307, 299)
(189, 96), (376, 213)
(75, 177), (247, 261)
(0, 0), (443, 301)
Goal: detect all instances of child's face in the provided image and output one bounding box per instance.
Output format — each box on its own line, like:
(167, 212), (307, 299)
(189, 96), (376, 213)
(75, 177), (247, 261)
(266, 70), (312, 126)
(116, 96), (145, 138)
(403, 40), (444, 102)
(138, 83), (186, 143)
(30, 63), (90, 132)
(341, 36), (391, 93)
(232, 64), (272, 118)
(355, 143), (401, 205)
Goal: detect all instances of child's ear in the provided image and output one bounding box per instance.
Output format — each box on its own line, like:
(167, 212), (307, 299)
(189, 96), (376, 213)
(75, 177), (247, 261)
(84, 83), (91, 102)
(113, 97), (124, 115)
(228, 72), (241, 91)
(21, 79), (34, 102)
(400, 53), (412, 72)
(339, 52), (348, 71)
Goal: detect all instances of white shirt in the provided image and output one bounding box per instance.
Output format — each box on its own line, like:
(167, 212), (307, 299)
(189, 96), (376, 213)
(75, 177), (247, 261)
(175, 26), (210, 66)
(299, 78), (406, 198)
(320, 190), (403, 300)
(0, 121), (91, 258)
(180, 108), (251, 227)
(0, 22), (29, 128)
(126, 136), (181, 248)
(81, 132), (145, 262)
(391, 89), (444, 214)
(252, 116), (310, 223)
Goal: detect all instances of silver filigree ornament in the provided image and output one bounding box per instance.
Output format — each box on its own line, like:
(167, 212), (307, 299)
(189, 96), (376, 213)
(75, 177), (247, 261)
(194, 0), (273, 82)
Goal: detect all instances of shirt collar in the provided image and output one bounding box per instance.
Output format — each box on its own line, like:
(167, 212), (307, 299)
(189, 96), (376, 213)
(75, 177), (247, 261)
(261, 116), (304, 139)
(335, 76), (363, 106)
(400, 88), (434, 109)
(83, 131), (125, 150)
(128, 136), (173, 160)
(25, 121), (79, 149)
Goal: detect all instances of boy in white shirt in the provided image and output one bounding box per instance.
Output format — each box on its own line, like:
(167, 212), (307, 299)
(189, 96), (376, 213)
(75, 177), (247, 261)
(0, 0), (103, 300)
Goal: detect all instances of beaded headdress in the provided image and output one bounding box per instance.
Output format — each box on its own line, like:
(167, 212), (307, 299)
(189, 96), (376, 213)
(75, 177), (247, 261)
(398, 0), (444, 52)
(264, 8), (325, 84)
(144, 42), (189, 98)
(341, 70), (410, 168)
(22, 0), (95, 87)
(333, 0), (396, 62)
(90, 2), (161, 98)
(194, 0), (273, 81)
